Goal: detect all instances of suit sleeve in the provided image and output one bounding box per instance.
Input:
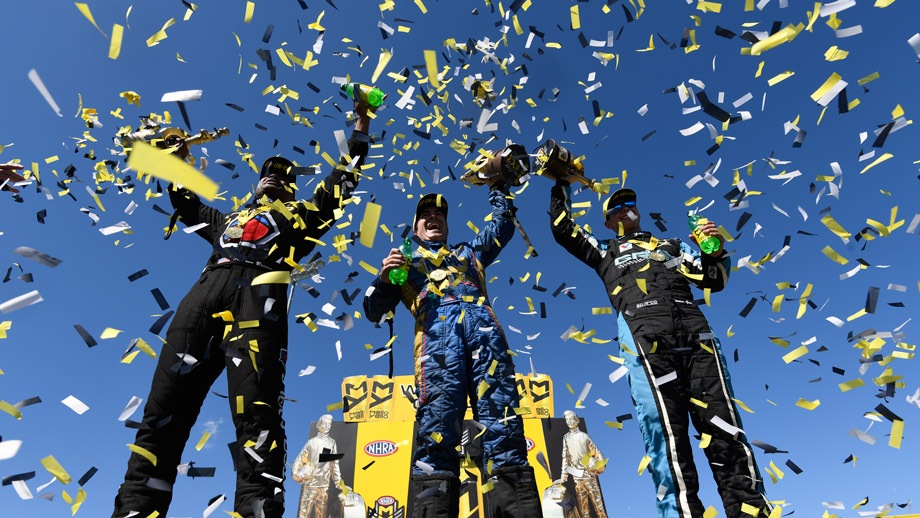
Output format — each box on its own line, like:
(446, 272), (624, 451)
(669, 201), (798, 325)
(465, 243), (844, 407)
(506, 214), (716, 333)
(363, 276), (402, 324)
(549, 180), (604, 269)
(678, 241), (730, 293)
(301, 130), (371, 242)
(470, 186), (516, 268)
(168, 185), (228, 243)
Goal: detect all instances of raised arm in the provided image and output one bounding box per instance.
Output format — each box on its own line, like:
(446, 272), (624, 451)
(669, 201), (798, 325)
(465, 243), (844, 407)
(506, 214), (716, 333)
(302, 105), (372, 241)
(470, 186), (516, 268)
(549, 180), (604, 269)
(167, 184), (228, 243)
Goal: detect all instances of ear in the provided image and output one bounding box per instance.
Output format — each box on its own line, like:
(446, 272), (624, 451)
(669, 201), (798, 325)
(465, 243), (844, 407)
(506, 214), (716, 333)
(603, 216), (615, 230)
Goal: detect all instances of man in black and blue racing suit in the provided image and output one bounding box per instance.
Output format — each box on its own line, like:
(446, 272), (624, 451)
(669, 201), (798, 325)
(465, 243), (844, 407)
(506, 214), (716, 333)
(549, 183), (771, 518)
(364, 187), (542, 518)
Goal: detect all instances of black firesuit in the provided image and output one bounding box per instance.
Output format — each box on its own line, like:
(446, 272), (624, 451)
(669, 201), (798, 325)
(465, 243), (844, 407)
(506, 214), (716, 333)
(550, 181), (770, 518)
(112, 131), (369, 518)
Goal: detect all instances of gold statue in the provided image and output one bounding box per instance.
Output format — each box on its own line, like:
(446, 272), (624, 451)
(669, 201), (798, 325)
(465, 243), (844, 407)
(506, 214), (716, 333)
(292, 414), (350, 518)
(554, 410), (608, 518)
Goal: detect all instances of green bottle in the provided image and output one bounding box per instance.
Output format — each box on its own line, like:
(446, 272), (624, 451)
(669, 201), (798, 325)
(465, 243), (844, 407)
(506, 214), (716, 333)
(688, 212), (721, 255)
(343, 82), (386, 107)
(388, 238), (413, 285)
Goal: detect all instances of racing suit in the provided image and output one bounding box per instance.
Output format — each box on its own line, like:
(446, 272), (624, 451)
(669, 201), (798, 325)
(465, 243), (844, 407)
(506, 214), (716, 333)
(550, 182), (769, 518)
(364, 187), (530, 476)
(112, 131), (369, 518)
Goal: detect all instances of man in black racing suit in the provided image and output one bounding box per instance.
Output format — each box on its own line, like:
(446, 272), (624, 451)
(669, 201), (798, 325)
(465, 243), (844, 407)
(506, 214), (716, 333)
(549, 182), (771, 518)
(112, 102), (372, 518)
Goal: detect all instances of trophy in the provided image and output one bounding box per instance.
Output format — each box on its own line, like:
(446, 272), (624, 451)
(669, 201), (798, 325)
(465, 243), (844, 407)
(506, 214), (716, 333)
(460, 144), (531, 188)
(534, 139), (607, 194)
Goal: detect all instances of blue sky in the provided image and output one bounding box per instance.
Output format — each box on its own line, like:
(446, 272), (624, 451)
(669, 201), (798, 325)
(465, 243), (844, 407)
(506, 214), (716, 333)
(1, 0), (919, 516)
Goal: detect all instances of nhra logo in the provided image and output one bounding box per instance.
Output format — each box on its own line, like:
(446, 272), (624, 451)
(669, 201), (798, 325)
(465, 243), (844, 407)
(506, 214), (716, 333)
(525, 437), (535, 451)
(369, 495), (404, 518)
(364, 440), (398, 457)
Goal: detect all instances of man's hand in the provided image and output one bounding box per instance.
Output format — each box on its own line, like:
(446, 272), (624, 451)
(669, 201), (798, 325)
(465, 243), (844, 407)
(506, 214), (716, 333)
(379, 248), (406, 283)
(688, 220), (725, 255)
(353, 97), (372, 134)
(0, 162), (26, 193)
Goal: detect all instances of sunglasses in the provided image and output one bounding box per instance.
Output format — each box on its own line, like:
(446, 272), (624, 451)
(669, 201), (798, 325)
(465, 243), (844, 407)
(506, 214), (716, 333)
(606, 200), (636, 214)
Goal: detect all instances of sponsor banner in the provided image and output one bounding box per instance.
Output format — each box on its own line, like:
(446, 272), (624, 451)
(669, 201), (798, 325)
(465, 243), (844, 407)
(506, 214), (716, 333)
(344, 373), (554, 423)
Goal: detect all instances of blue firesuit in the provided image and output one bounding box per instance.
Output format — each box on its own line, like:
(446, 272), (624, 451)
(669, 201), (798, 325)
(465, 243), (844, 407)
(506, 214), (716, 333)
(363, 188), (530, 476)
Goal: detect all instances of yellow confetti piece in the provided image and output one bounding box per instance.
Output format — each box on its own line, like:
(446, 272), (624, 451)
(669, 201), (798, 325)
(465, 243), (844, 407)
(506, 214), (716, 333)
(690, 397), (708, 408)
(146, 18), (176, 47)
(423, 50), (439, 88)
(477, 379), (490, 398)
(326, 400), (344, 411)
(359, 260), (379, 276)
(697, 1), (722, 13)
(126, 444), (157, 467)
(570, 5), (581, 29)
(750, 24), (801, 55)
(359, 202), (382, 248)
(429, 432), (443, 443)
(371, 48), (393, 83)
(741, 502), (760, 516)
(782, 345), (808, 364)
(0, 400), (23, 420)
(834, 378), (864, 393)
(824, 45), (848, 61)
(820, 214), (851, 241)
(699, 433), (712, 448)
(236, 395), (245, 414)
(244, 1), (255, 23)
(636, 278), (647, 294)
(795, 398), (820, 410)
(889, 419), (904, 449)
(128, 142), (218, 200)
(821, 245), (849, 265)
(251, 271), (290, 285)
(70, 488), (87, 515)
(74, 2), (108, 37)
(605, 421), (623, 429)
(100, 327), (123, 339)
(637, 454), (652, 475)
(858, 152), (893, 174)
(769, 460), (785, 480)
(0, 321), (11, 339)
(195, 431), (211, 451)
(704, 506), (719, 518)
(591, 307), (613, 315)
(767, 71), (794, 86)
(732, 398), (755, 413)
(109, 23), (124, 60)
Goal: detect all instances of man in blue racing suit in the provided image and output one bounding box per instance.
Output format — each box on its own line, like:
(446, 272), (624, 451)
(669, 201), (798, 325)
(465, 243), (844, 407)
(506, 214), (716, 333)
(549, 182), (771, 518)
(364, 187), (542, 518)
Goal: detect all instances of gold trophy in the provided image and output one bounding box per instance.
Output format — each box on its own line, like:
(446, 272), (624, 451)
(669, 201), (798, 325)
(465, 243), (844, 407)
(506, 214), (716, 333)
(534, 139), (607, 194)
(183, 127), (230, 146)
(461, 143), (539, 255)
(460, 144), (531, 187)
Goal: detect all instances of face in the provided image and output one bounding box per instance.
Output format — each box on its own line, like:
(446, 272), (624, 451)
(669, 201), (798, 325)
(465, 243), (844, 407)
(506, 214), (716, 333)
(415, 205), (448, 243)
(317, 415), (333, 434)
(564, 412), (579, 429)
(605, 201), (640, 235)
(256, 172), (295, 202)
